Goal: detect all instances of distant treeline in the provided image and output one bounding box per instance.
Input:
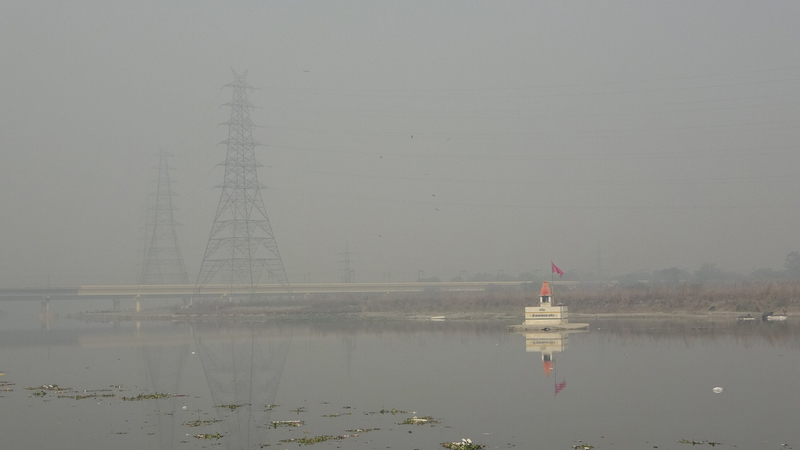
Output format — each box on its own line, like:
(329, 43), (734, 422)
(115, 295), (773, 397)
(369, 283), (797, 314)
(431, 252), (800, 285)
(219, 281), (800, 316)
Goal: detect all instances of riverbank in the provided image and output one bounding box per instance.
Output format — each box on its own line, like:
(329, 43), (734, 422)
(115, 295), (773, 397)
(70, 282), (800, 323)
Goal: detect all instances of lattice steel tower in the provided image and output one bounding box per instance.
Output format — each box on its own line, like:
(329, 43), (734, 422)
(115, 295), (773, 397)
(195, 70), (290, 296)
(139, 151), (188, 285)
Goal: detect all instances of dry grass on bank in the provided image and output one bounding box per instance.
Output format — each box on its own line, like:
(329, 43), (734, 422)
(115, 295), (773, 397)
(358, 282), (800, 315)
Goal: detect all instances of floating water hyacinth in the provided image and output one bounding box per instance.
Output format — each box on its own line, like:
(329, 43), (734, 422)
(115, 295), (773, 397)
(399, 415), (439, 425)
(184, 419), (222, 427)
(121, 392), (173, 401)
(441, 438), (485, 449)
(270, 420), (304, 428)
(26, 384), (70, 391)
(218, 403), (248, 410)
(194, 433), (223, 440)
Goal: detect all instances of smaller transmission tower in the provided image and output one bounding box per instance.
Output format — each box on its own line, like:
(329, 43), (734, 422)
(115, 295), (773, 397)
(339, 242), (355, 283)
(139, 151), (188, 285)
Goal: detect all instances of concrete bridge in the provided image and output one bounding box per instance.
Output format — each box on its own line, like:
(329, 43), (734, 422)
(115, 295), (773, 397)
(0, 281), (540, 302)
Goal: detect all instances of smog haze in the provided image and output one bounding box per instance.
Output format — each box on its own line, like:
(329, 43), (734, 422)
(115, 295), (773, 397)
(2, 1), (799, 285)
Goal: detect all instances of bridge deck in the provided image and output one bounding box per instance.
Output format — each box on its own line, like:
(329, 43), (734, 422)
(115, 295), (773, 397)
(0, 281), (558, 301)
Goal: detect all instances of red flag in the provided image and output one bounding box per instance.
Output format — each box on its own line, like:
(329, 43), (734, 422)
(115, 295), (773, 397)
(555, 380), (567, 395)
(551, 262), (564, 278)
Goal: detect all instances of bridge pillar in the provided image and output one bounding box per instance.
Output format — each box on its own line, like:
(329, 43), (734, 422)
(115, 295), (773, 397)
(112, 298), (121, 311)
(40, 296), (51, 333)
(41, 297), (51, 317)
(135, 295), (142, 312)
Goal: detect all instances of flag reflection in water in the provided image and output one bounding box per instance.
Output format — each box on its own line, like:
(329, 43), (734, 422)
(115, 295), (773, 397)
(523, 330), (585, 396)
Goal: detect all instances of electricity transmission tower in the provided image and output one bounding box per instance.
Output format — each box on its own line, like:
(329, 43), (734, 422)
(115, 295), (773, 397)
(195, 70), (290, 298)
(139, 151), (188, 285)
(339, 242), (355, 283)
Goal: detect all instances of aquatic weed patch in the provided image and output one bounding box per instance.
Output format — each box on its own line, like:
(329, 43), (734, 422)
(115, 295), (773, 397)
(270, 420), (304, 428)
(194, 433), (223, 440)
(121, 392), (175, 401)
(363, 408), (408, 415)
(442, 439), (485, 449)
(280, 434), (357, 445)
(58, 394), (100, 400)
(679, 439), (722, 446)
(184, 419), (223, 427)
(26, 384), (70, 391)
(399, 415), (439, 425)
(218, 403), (248, 410)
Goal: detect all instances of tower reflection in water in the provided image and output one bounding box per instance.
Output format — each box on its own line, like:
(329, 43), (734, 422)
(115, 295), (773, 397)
(524, 330), (585, 396)
(132, 323), (291, 450)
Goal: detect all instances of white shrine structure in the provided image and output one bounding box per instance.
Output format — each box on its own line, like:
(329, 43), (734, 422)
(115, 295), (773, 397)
(508, 281), (588, 331)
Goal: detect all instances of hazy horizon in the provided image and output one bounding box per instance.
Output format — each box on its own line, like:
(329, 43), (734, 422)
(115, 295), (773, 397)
(2, 1), (800, 286)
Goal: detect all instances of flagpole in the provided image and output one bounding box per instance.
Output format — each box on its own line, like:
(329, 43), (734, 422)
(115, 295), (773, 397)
(551, 262), (555, 296)
(553, 351), (557, 396)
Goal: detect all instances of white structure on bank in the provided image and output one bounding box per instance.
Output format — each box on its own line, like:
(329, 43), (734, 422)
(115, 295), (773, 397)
(524, 281), (569, 326)
(508, 281), (588, 332)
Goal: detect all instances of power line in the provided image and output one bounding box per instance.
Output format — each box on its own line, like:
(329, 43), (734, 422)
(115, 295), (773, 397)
(267, 64), (800, 94)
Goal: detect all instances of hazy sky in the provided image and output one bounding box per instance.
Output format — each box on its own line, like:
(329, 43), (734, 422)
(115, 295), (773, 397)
(2, 1), (800, 285)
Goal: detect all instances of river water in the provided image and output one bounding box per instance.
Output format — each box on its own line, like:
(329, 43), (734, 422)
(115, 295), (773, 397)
(0, 301), (798, 450)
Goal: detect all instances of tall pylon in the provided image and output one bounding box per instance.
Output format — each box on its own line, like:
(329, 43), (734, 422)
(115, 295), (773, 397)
(339, 242), (355, 283)
(195, 70), (290, 298)
(139, 151), (189, 285)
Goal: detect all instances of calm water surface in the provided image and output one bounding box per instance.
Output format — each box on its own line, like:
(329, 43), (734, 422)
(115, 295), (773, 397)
(0, 301), (798, 450)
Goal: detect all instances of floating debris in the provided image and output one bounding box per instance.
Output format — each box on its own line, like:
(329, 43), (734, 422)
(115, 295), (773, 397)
(121, 392), (173, 401)
(270, 420), (304, 428)
(442, 438), (485, 449)
(345, 428), (379, 433)
(26, 384), (70, 391)
(679, 439), (722, 446)
(364, 408), (408, 415)
(399, 415), (439, 425)
(280, 434), (355, 445)
(194, 433), (223, 440)
(322, 412), (351, 417)
(712, 387), (723, 393)
(573, 445), (595, 449)
(265, 404), (280, 410)
(218, 403), (248, 410)
(57, 394), (107, 400)
(31, 391), (47, 397)
(290, 406), (306, 414)
(184, 419), (222, 427)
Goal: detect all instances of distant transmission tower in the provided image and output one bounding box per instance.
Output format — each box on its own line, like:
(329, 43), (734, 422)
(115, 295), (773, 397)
(339, 242), (355, 283)
(195, 70), (290, 297)
(139, 151), (188, 285)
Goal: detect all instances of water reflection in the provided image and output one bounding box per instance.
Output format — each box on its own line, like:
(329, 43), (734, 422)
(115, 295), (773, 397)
(584, 317), (800, 348)
(137, 341), (188, 450)
(2, 316), (799, 450)
(523, 330), (587, 396)
(193, 324), (290, 450)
